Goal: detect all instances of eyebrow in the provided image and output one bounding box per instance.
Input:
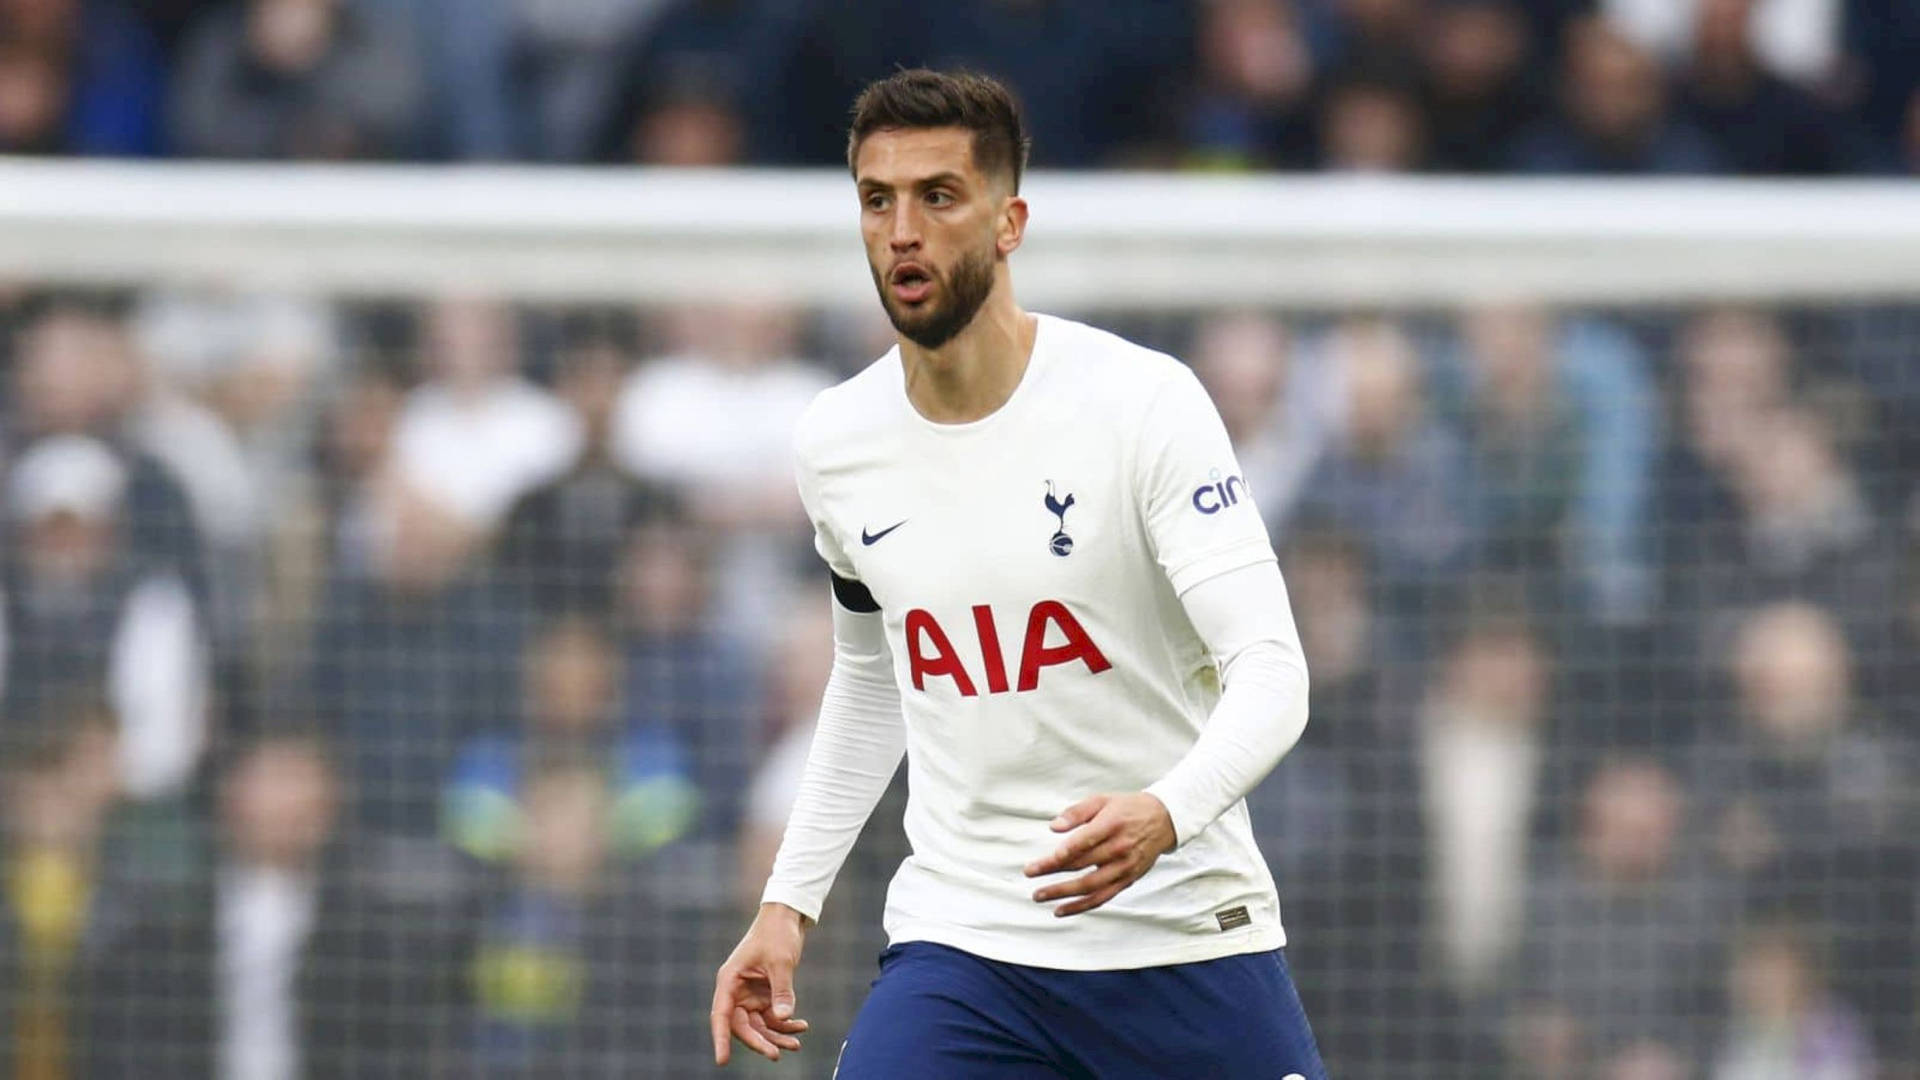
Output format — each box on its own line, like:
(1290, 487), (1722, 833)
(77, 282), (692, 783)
(858, 171), (968, 194)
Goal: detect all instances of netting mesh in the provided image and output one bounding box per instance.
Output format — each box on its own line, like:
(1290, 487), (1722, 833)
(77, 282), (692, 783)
(0, 281), (1914, 1080)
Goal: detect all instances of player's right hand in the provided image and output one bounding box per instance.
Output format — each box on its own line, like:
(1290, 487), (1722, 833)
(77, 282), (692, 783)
(711, 902), (811, 1065)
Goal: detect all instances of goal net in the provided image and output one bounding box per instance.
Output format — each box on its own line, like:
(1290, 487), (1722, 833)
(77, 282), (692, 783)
(0, 159), (1914, 1080)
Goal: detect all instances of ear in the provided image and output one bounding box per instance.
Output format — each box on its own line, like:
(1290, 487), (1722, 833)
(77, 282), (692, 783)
(996, 195), (1029, 259)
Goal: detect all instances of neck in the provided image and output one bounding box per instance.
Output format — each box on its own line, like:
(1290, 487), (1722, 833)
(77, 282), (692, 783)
(899, 283), (1036, 424)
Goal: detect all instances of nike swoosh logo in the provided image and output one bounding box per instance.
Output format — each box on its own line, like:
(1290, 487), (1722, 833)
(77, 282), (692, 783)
(861, 520), (907, 546)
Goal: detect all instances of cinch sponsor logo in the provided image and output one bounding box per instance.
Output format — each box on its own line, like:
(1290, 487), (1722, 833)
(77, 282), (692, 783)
(1192, 469), (1248, 515)
(904, 600), (1111, 696)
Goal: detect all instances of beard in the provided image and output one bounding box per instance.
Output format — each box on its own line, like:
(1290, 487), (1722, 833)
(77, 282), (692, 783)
(871, 245), (996, 351)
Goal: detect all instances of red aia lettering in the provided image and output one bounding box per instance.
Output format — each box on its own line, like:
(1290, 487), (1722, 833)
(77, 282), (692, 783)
(904, 601), (1110, 696)
(972, 605), (1010, 694)
(905, 608), (978, 696)
(1016, 600), (1113, 691)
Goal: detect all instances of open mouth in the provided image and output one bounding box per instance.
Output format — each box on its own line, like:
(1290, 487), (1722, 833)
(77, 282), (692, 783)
(890, 264), (933, 303)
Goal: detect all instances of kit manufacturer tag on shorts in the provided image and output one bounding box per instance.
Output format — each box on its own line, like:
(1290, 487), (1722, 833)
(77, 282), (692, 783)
(1214, 906), (1251, 932)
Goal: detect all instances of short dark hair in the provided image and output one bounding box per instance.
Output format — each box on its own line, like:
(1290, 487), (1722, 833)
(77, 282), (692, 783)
(847, 69), (1032, 192)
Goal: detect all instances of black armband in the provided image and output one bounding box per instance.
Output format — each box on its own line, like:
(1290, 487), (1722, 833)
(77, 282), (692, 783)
(830, 572), (879, 613)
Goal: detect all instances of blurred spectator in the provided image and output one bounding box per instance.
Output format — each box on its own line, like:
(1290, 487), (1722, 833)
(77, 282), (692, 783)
(213, 735), (336, 1080)
(442, 616), (698, 864)
(2, 435), (210, 801)
(1839, 0), (1920, 150)
(1262, 526), (1488, 1076)
(1720, 406), (1886, 603)
(133, 291), (334, 539)
(1284, 528), (1397, 746)
(1440, 303), (1657, 623)
(1671, 308), (1792, 486)
(307, 470), (517, 834)
(0, 26), (73, 154)
(1674, 0), (1877, 174)
(761, 2), (933, 165)
(1317, 0), (1426, 73)
(495, 334), (678, 620)
(392, 297), (582, 533)
(590, 0), (804, 165)
(611, 303), (828, 636)
(1712, 917), (1875, 1080)
(129, 291), (336, 657)
(765, 2), (1202, 170)
(143, 292), (334, 685)
(1509, 17), (1724, 173)
(405, 0), (665, 160)
(1419, 616), (1549, 1000)
(316, 363), (405, 564)
(1188, 310), (1339, 535)
(1420, 0), (1547, 172)
(1693, 602), (1916, 1060)
(206, 734), (471, 1079)
(0, 703), (212, 1079)
(457, 759), (701, 1077)
(1317, 66), (1427, 171)
(1605, 0), (1843, 84)
(913, 0), (1196, 167)
(1659, 311), (1903, 710)
(1295, 318), (1471, 612)
(9, 302), (205, 593)
(169, 0), (424, 159)
(1177, 0), (1318, 169)
(1705, 406), (1899, 666)
(1508, 757), (1726, 1071)
(613, 74), (745, 166)
(615, 512), (758, 845)
(0, 0), (165, 155)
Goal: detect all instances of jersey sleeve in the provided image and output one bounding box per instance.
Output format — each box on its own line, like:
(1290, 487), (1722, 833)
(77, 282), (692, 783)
(794, 419), (859, 581)
(1136, 365), (1279, 595)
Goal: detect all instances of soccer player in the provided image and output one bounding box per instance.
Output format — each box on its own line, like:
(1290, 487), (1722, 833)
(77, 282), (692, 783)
(710, 68), (1326, 1078)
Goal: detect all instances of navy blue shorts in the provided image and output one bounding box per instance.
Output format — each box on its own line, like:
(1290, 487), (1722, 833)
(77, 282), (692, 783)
(832, 942), (1328, 1079)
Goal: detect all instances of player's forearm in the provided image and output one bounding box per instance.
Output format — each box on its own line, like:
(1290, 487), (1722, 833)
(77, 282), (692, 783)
(761, 603), (906, 921)
(1146, 562), (1310, 846)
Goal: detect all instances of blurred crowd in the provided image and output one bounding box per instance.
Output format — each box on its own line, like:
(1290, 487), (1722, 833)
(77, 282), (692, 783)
(0, 280), (1915, 1080)
(0, 0), (1916, 173)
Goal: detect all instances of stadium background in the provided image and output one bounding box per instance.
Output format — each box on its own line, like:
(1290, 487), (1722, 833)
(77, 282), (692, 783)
(1, 0), (1918, 1077)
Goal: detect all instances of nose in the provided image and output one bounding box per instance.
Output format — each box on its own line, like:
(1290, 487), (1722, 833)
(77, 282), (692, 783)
(888, 203), (921, 253)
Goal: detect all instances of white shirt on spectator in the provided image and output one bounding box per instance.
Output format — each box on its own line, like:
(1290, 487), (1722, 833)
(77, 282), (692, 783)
(0, 575), (207, 801)
(1604, 0), (1840, 82)
(218, 866), (319, 1080)
(1421, 704), (1541, 995)
(109, 574), (210, 800)
(393, 378), (582, 527)
(612, 354), (832, 492)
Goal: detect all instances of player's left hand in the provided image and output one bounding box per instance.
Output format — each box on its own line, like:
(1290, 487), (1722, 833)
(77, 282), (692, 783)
(1024, 792), (1177, 917)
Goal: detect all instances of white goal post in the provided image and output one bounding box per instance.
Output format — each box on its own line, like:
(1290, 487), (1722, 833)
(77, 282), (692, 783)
(3, 158), (1919, 308)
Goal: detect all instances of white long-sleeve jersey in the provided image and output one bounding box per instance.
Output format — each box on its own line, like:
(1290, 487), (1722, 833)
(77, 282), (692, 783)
(763, 314), (1310, 970)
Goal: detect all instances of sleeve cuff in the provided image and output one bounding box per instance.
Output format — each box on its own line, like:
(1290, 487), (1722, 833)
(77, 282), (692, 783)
(758, 883), (824, 924)
(1143, 780), (1205, 849)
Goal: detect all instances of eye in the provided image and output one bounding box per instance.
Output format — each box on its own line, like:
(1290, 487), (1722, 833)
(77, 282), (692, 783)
(864, 193), (890, 212)
(925, 189), (955, 208)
